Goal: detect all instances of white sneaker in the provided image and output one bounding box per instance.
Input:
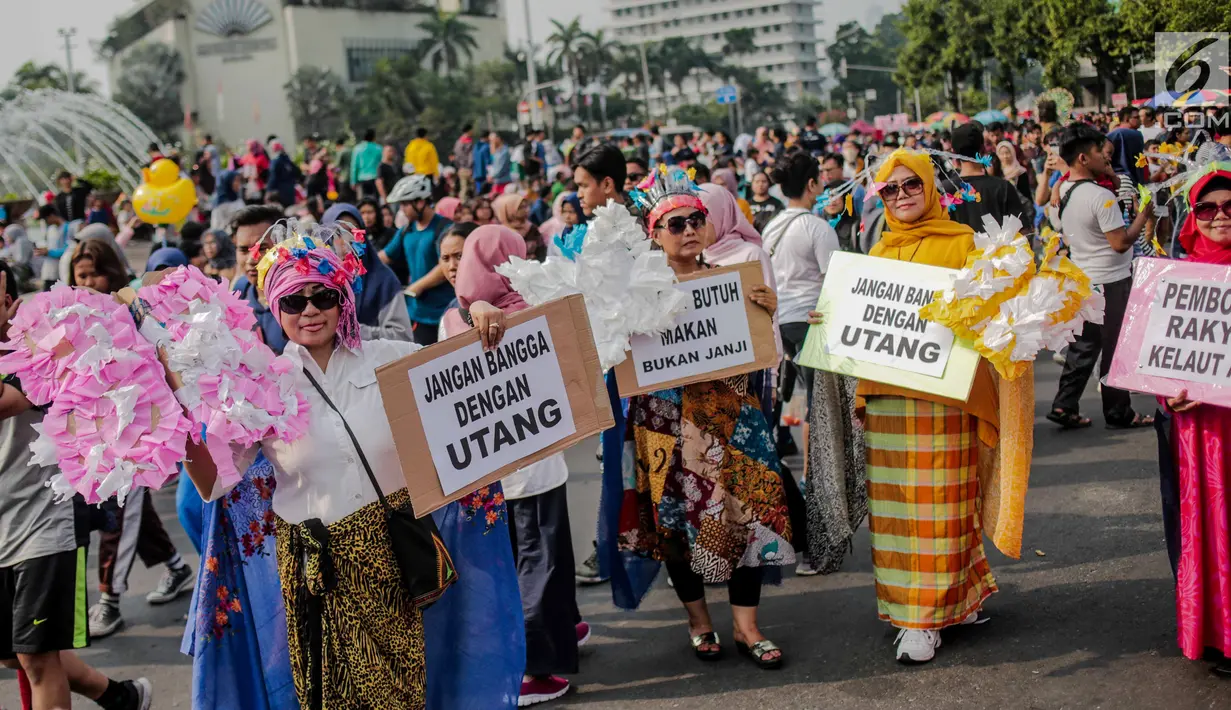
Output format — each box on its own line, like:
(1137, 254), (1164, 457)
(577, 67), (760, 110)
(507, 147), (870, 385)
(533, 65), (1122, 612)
(894, 628), (940, 664)
(795, 554), (819, 576)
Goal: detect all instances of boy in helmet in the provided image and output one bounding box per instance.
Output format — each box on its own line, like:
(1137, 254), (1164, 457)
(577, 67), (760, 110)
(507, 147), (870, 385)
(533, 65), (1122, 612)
(379, 174), (454, 344)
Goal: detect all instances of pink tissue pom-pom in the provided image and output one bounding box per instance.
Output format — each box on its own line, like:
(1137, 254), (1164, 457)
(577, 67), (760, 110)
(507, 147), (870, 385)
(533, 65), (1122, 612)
(135, 266), (309, 486)
(1, 286), (191, 505)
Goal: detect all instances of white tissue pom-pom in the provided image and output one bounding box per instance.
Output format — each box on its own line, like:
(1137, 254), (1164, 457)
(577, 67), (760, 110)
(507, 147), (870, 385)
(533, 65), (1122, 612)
(497, 200), (689, 370)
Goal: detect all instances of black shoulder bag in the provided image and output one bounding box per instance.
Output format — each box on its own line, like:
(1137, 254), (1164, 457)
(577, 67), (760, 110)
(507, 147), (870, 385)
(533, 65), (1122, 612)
(301, 368), (457, 609)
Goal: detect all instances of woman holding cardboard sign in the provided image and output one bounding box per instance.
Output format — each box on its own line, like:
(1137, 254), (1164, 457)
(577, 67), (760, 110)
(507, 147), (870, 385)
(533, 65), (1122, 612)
(619, 166), (792, 670)
(1159, 167), (1231, 673)
(177, 220), (510, 710)
(842, 149), (1005, 664)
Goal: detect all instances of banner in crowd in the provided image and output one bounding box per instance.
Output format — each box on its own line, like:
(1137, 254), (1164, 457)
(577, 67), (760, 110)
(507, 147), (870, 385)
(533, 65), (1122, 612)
(613, 261), (779, 397)
(796, 252), (981, 400)
(1108, 258), (1231, 408)
(874, 113), (912, 133)
(378, 295), (613, 516)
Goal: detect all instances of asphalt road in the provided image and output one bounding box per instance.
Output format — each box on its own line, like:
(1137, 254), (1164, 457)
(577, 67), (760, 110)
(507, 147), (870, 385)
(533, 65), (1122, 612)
(0, 247), (1225, 708)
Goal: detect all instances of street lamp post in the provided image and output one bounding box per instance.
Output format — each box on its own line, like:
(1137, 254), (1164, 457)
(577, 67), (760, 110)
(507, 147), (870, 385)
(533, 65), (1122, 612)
(58, 27), (82, 171)
(522, 0), (542, 130)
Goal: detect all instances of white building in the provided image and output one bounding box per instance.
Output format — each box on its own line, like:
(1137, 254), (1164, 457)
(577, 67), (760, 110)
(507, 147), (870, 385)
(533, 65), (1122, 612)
(605, 0), (823, 103)
(104, 0), (507, 147)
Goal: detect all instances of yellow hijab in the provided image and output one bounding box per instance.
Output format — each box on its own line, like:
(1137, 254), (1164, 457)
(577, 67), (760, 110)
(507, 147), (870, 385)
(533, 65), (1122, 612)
(861, 149), (1033, 559)
(869, 149), (975, 269)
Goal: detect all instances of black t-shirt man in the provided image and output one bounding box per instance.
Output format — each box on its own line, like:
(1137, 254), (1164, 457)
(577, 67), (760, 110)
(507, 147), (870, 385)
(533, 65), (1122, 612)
(949, 174), (1026, 231)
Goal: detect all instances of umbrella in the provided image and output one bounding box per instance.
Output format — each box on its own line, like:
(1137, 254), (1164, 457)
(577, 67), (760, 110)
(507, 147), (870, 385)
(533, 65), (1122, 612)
(849, 119), (879, 134)
(925, 111), (970, 129)
(973, 109), (1008, 124)
(819, 122), (849, 137)
(1142, 90), (1221, 107)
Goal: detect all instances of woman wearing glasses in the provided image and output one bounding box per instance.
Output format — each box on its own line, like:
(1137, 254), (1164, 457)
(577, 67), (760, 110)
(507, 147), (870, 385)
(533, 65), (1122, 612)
(178, 221), (507, 709)
(617, 167), (792, 670)
(1160, 168), (1231, 675)
(828, 150), (1000, 664)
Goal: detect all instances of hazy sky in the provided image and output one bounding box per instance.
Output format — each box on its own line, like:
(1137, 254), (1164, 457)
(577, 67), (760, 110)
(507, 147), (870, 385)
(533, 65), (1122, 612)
(2, 0), (897, 94)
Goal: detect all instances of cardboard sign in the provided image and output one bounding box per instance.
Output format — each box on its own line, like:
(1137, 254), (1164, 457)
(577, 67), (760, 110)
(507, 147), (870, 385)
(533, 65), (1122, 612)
(796, 252), (982, 401)
(377, 295), (613, 516)
(613, 261), (778, 397)
(1108, 258), (1231, 407)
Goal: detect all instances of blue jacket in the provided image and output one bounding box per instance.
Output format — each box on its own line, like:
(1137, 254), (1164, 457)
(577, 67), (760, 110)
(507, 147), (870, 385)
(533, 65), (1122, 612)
(233, 275), (287, 354)
(266, 153), (300, 206)
(473, 142), (492, 182)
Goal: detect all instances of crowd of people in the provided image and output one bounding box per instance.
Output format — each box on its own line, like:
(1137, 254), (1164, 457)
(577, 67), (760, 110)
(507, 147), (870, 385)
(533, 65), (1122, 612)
(1, 95), (1230, 710)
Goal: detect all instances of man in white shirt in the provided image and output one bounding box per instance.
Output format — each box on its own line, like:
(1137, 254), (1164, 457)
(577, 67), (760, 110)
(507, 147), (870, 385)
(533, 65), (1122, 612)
(760, 152), (841, 454)
(1048, 124), (1153, 430)
(1138, 106), (1164, 141)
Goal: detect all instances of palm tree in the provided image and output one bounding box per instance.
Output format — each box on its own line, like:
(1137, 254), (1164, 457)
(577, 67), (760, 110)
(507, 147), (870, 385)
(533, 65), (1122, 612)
(8, 60), (96, 94)
(581, 29), (622, 87)
(416, 11), (479, 75)
(546, 18), (589, 98)
(659, 37), (697, 105)
(722, 28), (758, 59)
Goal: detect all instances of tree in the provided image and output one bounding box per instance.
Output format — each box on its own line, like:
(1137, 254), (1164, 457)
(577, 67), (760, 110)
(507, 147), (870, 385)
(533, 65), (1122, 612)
(722, 28), (757, 59)
(350, 54), (425, 141)
(5, 61), (96, 97)
(416, 11), (479, 74)
(986, 0), (1041, 120)
(829, 15), (906, 116)
(111, 43), (185, 141)
(897, 0), (989, 110)
(283, 66), (349, 140)
(546, 18), (590, 94)
(659, 37), (704, 104)
(1041, 0), (1130, 106)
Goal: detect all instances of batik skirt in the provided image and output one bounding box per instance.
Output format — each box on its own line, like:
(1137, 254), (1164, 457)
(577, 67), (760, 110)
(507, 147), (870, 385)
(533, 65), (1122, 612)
(619, 378), (794, 582)
(865, 396), (997, 629)
(276, 488), (426, 710)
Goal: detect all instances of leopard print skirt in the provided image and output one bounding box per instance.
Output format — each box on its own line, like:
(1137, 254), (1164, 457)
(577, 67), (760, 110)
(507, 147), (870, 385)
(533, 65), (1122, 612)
(276, 488), (426, 710)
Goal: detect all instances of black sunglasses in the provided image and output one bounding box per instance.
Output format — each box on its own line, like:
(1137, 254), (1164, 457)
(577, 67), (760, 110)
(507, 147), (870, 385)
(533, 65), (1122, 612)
(278, 289), (341, 315)
(880, 176), (926, 201)
(1193, 199), (1231, 221)
(659, 211), (707, 236)
(626, 171), (647, 184)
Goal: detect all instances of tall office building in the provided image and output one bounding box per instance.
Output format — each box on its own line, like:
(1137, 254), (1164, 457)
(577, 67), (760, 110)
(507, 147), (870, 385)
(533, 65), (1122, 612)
(606, 0), (822, 103)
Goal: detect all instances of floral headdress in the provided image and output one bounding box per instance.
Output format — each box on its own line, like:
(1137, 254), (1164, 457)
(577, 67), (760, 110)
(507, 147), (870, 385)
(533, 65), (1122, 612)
(629, 164), (708, 231)
(255, 218), (369, 350)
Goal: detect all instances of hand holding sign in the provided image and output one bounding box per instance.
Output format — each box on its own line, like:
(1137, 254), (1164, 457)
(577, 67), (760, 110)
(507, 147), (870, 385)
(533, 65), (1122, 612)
(1108, 258), (1231, 408)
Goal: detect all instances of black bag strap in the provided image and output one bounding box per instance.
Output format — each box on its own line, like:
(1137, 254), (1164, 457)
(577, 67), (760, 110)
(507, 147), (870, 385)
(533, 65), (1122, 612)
(1057, 179), (1096, 222)
(301, 367), (400, 515)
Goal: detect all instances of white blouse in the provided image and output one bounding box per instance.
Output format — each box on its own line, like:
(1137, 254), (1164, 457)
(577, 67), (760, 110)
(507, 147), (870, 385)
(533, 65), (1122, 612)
(213, 339), (421, 525)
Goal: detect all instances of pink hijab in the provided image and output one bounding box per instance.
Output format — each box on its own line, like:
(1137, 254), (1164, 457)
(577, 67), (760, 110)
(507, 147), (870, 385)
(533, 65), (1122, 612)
(538, 191), (571, 241)
(698, 184), (781, 356)
(711, 168), (741, 199)
(699, 183), (762, 254)
(454, 225), (528, 314)
(436, 196), (461, 221)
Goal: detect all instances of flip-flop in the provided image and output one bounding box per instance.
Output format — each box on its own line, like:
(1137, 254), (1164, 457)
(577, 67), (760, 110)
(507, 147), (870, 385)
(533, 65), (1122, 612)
(735, 639), (783, 670)
(1107, 413), (1155, 430)
(690, 631), (722, 661)
(1046, 409), (1092, 429)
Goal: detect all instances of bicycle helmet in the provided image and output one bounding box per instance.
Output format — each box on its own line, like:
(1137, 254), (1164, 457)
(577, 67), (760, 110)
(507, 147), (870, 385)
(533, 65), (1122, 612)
(387, 174), (434, 204)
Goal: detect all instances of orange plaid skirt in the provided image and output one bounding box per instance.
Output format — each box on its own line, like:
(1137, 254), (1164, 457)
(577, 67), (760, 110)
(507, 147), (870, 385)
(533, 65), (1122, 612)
(865, 396), (997, 629)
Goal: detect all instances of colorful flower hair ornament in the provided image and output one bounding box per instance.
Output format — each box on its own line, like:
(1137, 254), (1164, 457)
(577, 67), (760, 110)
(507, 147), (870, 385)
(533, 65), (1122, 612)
(974, 152), (994, 169)
(352, 229), (366, 244)
(940, 192), (962, 212)
(631, 165), (707, 232)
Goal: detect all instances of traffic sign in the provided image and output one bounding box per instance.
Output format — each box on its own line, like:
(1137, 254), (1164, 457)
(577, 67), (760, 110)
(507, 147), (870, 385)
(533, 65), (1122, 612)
(716, 85), (739, 105)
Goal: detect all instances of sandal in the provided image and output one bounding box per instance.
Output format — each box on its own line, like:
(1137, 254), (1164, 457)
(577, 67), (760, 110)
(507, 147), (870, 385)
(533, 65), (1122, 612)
(735, 638), (783, 670)
(1046, 409), (1092, 430)
(690, 631), (722, 661)
(1106, 412), (1154, 430)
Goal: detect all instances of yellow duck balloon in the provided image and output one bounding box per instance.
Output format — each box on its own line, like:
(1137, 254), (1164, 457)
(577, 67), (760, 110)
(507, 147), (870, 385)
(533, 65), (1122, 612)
(133, 158), (197, 225)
